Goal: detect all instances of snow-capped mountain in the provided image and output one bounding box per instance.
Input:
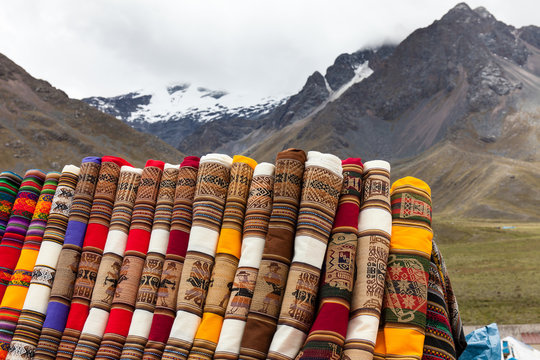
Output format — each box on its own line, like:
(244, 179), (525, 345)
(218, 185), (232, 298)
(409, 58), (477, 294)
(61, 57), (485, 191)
(83, 83), (287, 124)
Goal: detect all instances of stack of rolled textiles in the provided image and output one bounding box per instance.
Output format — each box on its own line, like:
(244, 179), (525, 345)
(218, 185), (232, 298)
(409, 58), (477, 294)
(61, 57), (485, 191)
(0, 150), (466, 360)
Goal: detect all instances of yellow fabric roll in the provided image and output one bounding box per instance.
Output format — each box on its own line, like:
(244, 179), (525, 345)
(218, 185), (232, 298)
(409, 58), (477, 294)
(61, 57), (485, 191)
(187, 155), (256, 360)
(374, 176), (433, 360)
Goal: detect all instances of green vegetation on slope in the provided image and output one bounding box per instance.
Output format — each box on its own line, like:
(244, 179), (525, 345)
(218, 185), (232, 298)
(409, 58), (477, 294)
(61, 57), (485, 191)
(434, 218), (540, 325)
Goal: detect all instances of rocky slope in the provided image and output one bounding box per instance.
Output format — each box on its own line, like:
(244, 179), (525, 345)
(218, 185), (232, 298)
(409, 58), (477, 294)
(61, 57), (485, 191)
(0, 53), (184, 172)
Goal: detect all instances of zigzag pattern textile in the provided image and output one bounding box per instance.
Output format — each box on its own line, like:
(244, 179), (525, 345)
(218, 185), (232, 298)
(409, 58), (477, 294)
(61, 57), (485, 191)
(373, 176), (433, 360)
(188, 155), (257, 360)
(71, 165), (143, 360)
(33, 157), (102, 360)
(162, 153), (233, 360)
(6, 165), (80, 360)
(56, 156), (132, 360)
(342, 160), (392, 360)
(214, 162), (275, 360)
(268, 151), (343, 360)
(119, 163), (180, 360)
(142, 156), (200, 360)
(296, 158), (363, 360)
(0, 169), (46, 301)
(0, 172), (59, 359)
(94, 160), (165, 360)
(421, 241), (467, 360)
(0, 172), (23, 241)
(239, 148), (306, 360)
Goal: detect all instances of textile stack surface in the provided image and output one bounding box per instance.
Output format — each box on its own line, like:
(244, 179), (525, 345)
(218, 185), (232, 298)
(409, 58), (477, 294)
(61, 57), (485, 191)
(0, 172), (59, 358)
(142, 157), (200, 360)
(297, 158), (363, 360)
(0, 149), (466, 360)
(7, 165), (80, 360)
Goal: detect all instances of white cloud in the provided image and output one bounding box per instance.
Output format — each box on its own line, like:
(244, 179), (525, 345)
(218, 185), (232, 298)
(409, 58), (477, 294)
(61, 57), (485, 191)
(0, 0), (538, 100)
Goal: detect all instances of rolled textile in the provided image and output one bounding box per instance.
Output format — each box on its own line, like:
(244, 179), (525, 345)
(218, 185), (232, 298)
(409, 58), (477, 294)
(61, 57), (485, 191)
(0, 169), (46, 301)
(56, 156), (132, 360)
(119, 163), (180, 360)
(6, 165), (80, 360)
(94, 160), (165, 360)
(188, 155), (257, 360)
(267, 151), (343, 360)
(342, 160), (392, 360)
(33, 157), (101, 360)
(296, 158), (363, 360)
(239, 148), (306, 360)
(71, 165), (142, 360)
(0, 172), (23, 240)
(142, 157), (200, 360)
(373, 176), (433, 360)
(0, 172), (59, 359)
(214, 162), (275, 360)
(422, 241), (467, 360)
(162, 153), (233, 360)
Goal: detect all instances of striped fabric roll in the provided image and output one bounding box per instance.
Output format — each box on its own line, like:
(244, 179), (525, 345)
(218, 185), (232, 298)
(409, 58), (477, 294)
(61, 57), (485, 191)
(373, 176), (433, 360)
(268, 151), (343, 360)
(239, 148), (307, 360)
(422, 241), (467, 360)
(343, 160), (392, 360)
(119, 163), (180, 360)
(188, 155), (257, 360)
(0, 172), (23, 241)
(6, 165), (80, 360)
(0, 172), (59, 359)
(94, 160), (165, 360)
(214, 162), (276, 360)
(56, 157), (132, 360)
(71, 166), (143, 360)
(33, 157), (101, 360)
(162, 153), (233, 360)
(142, 157), (200, 360)
(297, 158), (363, 360)
(0, 169), (46, 301)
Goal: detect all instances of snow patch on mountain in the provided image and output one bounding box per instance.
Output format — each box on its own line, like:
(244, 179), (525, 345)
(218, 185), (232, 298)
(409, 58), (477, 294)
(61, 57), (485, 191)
(86, 83), (287, 124)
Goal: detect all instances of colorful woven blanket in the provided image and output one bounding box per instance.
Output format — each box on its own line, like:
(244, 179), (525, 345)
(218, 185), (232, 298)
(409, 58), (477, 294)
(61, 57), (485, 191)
(162, 153), (233, 360)
(0, 172), (23, 241)
(6, 165), (80, 360)
(239, 148), (306, 360)
(0, 172), (59, 359)
(297, 158), (363, 360)
(0, 169), (46, 301)
(71, 165), (142, 360)
(373, 176), (433, 360)
(214, 162), (275, 360)
(343, 160), (392, 360)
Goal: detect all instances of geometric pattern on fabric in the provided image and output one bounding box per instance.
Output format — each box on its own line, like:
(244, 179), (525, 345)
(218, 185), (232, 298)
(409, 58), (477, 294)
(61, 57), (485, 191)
(162, 154), (233, 360)
(373, 176), (433, 360)
(343, 160), (392, 360)
(34, 157), (101, 360)
(142, 157), (200, 360)
(268, 151), (343, 360)
(71, 166), (143, 360)
(0, 171), (23, 241)
(0, 172), (59, 360)
(57, 157), (129, 360)
(0, 169), (46, 302)
(120, 163), (180, 360)
(297, 158), (363, 360)
(188, 156), (257, 360)
(6, 165), (80, 360)
(94, 160), (164, 360)
(214, 162), (275, 360)
(239, 149), (306, 360)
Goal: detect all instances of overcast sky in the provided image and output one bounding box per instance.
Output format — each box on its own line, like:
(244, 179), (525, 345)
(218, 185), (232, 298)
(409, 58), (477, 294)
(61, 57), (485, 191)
(1, 0), (539, 100)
